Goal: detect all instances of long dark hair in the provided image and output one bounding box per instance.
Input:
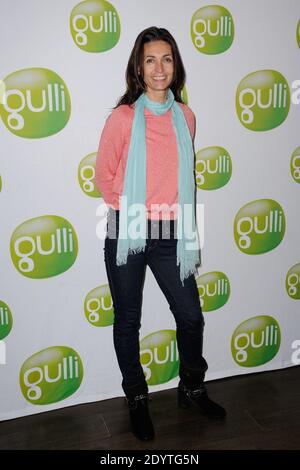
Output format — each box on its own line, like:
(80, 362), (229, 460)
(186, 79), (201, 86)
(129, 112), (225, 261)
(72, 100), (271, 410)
(113, 26), (186, 108)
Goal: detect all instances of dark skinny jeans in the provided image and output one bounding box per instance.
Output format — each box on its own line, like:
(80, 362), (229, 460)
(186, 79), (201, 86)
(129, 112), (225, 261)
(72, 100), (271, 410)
(103, 208), (208, 399)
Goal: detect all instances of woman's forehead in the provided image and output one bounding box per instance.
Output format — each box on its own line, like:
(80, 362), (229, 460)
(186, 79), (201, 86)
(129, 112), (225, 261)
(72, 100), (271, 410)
(143, 40), (172, 56)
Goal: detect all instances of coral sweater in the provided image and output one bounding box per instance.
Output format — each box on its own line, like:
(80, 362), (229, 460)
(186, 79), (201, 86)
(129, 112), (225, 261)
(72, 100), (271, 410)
(95, 102), (196, 220)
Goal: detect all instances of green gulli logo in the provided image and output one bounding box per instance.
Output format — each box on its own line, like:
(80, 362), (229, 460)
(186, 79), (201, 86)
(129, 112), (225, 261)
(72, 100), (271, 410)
(195, 146), (232, 190)
(20, 346), (84, 405)
(286, 263), (300, 300)
(70, 0), (121, 52)
(84, 285), (114, 326)
(0, 68), (71, 138)
(191, 5), (234, 54)
(231, 316), (281, 367)
(78, 152), (101, 197)
(0, 301), (13, 340)
(140, 330), (179, 386)
(297, 20), (300, 48)
(196, 271), (230, 312)
(236, 70), (290, 131)
(234, 199), (285, 254)
(10, 215), (78, 278)
(291, 146), (300, 183)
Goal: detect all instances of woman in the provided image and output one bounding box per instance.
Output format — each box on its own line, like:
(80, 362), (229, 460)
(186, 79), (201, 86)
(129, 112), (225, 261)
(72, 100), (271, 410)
(95, 26), (226, 441)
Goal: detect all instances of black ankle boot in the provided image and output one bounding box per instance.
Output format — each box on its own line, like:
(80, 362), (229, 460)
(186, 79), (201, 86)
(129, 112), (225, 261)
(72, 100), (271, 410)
(178, 380), (226, 419)
(126, 394), (155, 441)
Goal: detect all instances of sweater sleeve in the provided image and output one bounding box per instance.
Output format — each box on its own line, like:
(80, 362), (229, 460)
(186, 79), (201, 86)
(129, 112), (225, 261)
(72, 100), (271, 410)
(95, 107), (125, 207)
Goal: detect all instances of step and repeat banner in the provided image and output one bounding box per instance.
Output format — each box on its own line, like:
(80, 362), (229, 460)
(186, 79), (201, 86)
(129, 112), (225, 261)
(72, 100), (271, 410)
(0, 0), (299, 421)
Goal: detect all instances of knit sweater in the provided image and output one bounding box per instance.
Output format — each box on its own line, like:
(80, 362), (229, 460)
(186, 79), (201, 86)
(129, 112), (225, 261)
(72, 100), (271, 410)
(95, 101), (196, 220)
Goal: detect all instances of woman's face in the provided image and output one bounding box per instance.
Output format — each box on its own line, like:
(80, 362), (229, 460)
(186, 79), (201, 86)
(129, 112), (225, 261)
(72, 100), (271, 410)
(140, 40), (174, 100)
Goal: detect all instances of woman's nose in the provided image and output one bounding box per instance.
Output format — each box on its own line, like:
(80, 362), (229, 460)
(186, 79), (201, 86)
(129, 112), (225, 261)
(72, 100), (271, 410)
(155, 62), (164, 72)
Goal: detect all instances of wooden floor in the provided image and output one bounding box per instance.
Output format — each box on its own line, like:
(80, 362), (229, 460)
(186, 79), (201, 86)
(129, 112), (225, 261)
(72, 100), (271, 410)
(0, 366), (300, 450)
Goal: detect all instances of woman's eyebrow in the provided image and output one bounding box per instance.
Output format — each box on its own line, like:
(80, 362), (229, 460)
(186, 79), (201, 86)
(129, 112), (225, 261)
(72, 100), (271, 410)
(144, 53), (172, 58)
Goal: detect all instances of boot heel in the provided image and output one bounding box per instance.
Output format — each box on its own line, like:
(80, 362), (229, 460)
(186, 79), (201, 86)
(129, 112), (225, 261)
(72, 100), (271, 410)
(178, 388), (191, 409)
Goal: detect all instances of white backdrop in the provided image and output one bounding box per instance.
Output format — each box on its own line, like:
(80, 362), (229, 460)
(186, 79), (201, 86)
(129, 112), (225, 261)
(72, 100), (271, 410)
(0, 0), (299, 421)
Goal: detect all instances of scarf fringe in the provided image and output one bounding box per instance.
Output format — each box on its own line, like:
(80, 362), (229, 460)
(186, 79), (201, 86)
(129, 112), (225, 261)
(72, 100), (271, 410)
(179, 264), (199, 286)
(116, 244), (146, 266)
(128, 245), (146, 256)
(177, 248), (201, 286)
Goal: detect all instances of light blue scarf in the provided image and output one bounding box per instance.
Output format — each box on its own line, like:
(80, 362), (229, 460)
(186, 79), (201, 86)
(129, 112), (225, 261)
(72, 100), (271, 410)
(116, 88), (201, 286)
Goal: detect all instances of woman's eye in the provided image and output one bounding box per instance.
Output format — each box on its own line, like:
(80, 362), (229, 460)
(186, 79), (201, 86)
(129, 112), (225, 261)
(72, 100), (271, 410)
(145, 57), (172, 64)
